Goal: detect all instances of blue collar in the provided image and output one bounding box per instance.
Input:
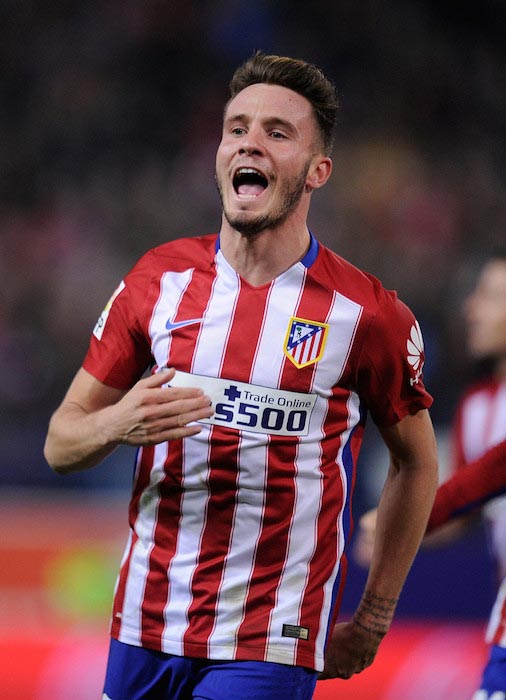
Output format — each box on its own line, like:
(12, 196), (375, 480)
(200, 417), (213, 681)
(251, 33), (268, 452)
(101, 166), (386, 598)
(215, 231), (319, 268)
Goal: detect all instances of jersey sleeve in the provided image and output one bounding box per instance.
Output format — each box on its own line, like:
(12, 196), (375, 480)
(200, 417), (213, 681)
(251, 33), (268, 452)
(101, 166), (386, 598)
(82, 252), (155, 389)
(354, 290), (433, 426)
(427, 440), (506, 532)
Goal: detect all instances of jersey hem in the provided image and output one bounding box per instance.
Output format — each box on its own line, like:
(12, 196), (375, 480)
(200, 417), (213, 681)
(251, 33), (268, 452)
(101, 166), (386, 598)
(111, 629), (323, 671)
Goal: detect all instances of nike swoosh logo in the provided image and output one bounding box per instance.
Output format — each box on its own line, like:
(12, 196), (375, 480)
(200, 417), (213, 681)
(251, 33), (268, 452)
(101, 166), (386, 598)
(165, 317), (203, 331)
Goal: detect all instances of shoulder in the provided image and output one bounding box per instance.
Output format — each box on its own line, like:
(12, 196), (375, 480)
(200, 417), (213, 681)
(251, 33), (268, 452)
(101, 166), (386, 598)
(134, 233), (218, 275)
(111, 233), (217, 311)
(311, 243), (397, 301)
(311, 242), (397, 310)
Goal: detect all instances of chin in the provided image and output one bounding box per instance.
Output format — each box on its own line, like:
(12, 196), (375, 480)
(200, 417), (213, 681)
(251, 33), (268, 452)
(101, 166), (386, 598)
(224, 209), (272, 236)
(229, 220), (268, 237)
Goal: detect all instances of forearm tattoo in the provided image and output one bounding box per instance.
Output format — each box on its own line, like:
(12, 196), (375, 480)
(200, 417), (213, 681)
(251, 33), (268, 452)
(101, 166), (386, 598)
(352, 590), (399, 638)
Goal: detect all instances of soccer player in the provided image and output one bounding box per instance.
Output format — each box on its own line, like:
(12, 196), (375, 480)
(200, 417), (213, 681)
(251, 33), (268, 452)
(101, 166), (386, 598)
(451, 250), (506, 700)
(44, 52), (438, 700)
(356, 250), (506, 700)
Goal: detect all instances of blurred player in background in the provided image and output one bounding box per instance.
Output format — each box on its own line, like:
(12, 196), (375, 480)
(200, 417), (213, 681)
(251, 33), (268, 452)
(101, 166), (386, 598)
(44, 52), (438, 700)
(356, 249), (506, 700)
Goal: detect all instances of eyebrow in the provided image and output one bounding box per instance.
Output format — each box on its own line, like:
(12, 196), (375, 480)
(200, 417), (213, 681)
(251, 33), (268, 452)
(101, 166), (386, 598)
(224, 113), (298, 136)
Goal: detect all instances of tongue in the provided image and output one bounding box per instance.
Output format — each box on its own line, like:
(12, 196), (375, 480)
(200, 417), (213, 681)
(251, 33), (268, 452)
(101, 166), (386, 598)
(238, 183), (265, 196)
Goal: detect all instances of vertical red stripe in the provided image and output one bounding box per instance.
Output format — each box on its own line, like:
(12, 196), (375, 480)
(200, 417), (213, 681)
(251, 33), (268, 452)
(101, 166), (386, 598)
(183, 281), (271, 654)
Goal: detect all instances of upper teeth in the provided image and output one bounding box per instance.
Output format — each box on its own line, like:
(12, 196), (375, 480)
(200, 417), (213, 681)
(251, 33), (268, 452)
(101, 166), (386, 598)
(236, 167), (262, 176)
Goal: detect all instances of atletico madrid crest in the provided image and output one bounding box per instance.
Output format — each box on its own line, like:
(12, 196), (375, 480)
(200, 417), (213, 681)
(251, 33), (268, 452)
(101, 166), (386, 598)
(284, 316), (329, 368)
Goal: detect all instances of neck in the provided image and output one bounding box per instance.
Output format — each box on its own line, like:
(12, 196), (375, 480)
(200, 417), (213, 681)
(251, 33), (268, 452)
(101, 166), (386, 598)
(218, 218), (312, 287)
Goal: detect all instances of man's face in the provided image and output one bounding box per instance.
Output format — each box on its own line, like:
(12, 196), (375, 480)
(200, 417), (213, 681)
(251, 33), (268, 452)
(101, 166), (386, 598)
(464, 259), (506, 360)
(215, 83), (322, 236)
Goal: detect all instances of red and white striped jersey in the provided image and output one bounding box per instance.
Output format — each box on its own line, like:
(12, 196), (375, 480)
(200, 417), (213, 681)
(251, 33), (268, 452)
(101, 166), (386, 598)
(83, 232), (432, 671)
(451, 377), (506, 647)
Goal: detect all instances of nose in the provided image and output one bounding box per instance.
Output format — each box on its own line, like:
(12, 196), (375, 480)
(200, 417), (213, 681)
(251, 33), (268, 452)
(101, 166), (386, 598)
(237, 126), (264, 156)
(239, 144), (262, 156)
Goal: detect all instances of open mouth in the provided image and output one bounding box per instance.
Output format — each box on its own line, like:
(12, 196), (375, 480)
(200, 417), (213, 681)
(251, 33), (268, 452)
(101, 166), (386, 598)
(233, 167), (269, 197)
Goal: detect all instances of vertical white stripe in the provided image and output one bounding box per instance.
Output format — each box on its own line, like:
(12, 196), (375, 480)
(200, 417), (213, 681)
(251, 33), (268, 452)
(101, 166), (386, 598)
(250, 268), (305, 385)
(149, 269), (195, 366)
(324, 290), (362, 384)
(191, 252), (240, 376)
(462, 391), (492, 461)
(490, 383), (506, 447)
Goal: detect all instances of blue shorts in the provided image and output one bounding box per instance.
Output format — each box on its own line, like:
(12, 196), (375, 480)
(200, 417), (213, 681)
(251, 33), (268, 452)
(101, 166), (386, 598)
(474, 645), (506, 699)
(102, 639), (318, 700)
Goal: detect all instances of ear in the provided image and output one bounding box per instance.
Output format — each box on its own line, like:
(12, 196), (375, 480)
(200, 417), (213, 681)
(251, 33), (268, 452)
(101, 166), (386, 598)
(306, 156), (332, 191)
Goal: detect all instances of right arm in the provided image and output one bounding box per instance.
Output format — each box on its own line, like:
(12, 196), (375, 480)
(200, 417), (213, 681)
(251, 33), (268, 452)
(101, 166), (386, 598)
(44, 367), (214, 473)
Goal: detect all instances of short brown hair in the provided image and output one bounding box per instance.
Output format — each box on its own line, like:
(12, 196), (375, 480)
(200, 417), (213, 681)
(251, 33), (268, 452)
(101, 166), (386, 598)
(229, 51), (339, 156)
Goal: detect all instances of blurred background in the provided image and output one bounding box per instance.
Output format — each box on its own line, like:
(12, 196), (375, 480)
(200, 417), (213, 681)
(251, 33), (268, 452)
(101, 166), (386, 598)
(1, 1), (504, 697)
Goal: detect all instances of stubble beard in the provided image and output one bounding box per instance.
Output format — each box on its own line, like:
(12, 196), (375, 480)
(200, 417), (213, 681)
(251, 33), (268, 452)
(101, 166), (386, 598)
(215, 165), (310, 237)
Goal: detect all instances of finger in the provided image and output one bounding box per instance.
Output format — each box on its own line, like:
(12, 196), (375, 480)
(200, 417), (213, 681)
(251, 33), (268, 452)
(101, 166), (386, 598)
(143, 367), (176, 387)
(146, 369), (210, 403)
(140, 374), (211, 407)
(150, 401), (215, 432)
(161, 385), (210, 401)
(126, 424), (203, 447)
(142, 393), (214, 421)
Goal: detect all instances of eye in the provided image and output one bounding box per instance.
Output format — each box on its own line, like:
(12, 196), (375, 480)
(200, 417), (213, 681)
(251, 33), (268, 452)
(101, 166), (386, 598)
(270, 130), (286, 140)
(231, 126), (246, 136)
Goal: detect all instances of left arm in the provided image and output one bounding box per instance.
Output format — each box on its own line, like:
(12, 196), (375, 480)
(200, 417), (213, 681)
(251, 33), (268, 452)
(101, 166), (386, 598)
(320, 408), (438, 679)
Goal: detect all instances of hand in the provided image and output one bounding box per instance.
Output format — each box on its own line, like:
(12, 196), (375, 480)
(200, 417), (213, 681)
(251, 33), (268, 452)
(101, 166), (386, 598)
(106, 367), (214, 446)
(318, 618), (383, 680)
(353, 508), (378, 568)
